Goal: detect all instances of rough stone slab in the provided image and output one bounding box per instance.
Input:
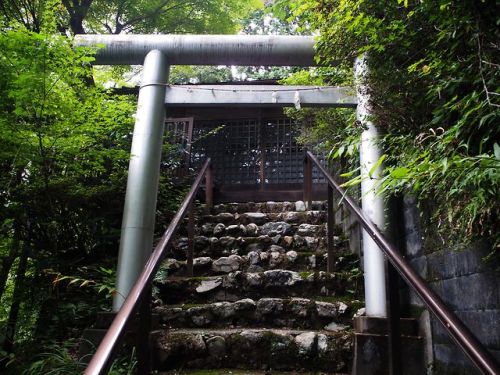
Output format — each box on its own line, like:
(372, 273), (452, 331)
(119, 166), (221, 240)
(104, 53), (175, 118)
(156, 269), (360, 304)
(158, 369), (348, 375)
(153, 328), (352, 372)
(429, 273), (500, 311)
(425, 243), (494, 280)
(431, 309), (500, 348)
(211, 201), (323, 214)
(154, 297), (354, 329)
(352, 333), (424, 375)
(168, 233), (335, 260)
(195, 278), (222, 293)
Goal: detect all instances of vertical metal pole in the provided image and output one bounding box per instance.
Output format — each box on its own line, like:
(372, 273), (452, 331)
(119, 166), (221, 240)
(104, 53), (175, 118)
(113, 50), (170, 311)
(327, 185), (335, 273)
(205, 165), (213, 210)
(137, 288), (152, 375)
(355, 54), (387, 317)
(386, 259), (402, 375)
(187, 203), (195, 277)
(387, 195), (404, 375)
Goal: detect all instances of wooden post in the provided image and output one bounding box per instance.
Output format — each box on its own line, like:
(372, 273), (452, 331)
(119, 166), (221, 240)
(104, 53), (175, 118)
(348, 214), (361, 256)
(303, 156), (312, 209)
(187, 203), (195, 277)
(137, 289), (152, 375)
(205, 164), (213, 211)
(327, 185), (335, 273)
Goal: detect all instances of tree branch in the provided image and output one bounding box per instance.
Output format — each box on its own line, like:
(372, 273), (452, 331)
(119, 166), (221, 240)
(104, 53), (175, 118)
(120, 0), (192, 31)
(477, 35), (500, 108)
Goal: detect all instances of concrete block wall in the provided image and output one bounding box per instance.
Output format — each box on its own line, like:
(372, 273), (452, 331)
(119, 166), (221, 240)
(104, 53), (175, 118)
(399, 196), (500, 375)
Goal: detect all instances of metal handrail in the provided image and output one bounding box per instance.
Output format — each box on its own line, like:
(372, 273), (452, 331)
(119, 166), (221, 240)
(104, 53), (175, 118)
(85, 159), (213, 375)
(304, 150), (500, 375)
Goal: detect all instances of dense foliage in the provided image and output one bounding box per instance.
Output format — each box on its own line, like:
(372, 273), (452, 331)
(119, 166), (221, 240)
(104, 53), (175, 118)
(0, 26), (135, 372)
(1, 0), (261, 34)
(277, 0), (499, 250)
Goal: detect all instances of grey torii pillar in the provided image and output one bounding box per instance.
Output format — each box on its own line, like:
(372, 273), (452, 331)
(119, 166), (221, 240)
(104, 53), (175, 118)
(355, 54), (387, 318)
(113, 50), (170, 311)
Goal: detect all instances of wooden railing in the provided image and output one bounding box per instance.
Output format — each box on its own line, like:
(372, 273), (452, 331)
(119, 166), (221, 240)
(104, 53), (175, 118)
(303, 150), (499, 375)
(84, 159), (213, 374)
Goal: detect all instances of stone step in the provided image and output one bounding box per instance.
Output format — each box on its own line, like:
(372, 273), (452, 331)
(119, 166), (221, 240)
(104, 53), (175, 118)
(160, 251), (359, 276)
(161, 252), (325, 276)
(159, 370), (348, 375)
(152, 328), (352, 372)
(198, 221), (334, 239)
(154, 297), (358, 330)
(154, 270), (362, 305)
(210, 201), (328, 215)
(200, 210), (328, 227)
(168, 233), (347, 259)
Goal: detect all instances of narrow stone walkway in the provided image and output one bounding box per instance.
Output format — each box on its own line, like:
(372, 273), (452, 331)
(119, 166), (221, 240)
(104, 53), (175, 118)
(152, 201), (364, 373)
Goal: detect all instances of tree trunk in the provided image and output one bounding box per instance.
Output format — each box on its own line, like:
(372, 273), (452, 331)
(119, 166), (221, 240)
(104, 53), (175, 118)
(0, 229), (20, 300)
(1, 241), (29, 355)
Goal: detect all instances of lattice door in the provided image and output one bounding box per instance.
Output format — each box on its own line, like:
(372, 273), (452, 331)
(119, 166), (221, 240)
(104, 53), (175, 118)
(165, 117), (194, 176)
(190, 117), (325, 188)
(191, 119), (261, 186)
(263, 118), (303, 185)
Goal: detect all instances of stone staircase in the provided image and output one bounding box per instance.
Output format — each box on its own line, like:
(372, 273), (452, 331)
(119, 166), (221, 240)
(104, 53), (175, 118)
(150, 201), (364, 373)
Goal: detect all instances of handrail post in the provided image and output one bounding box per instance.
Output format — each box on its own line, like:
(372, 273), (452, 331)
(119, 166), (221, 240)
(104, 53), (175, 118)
(327, 185), (335, 273)
(187, 203), (195, 277)
(84, 160), (211, 375)
(205, 164), (213, 211)
(386, 195), (403, 375)
(303, 155), (312, 209)
(137, 287), (152, 375)
(386, 260), (402, 375)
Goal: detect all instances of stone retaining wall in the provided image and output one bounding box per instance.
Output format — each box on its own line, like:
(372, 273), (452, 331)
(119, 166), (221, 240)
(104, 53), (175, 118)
(400, 196), (500, 375)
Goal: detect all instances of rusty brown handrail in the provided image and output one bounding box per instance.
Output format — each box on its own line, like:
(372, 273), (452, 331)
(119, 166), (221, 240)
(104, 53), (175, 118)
(304, 150), (500, 375)
(85, 158), (212, 375)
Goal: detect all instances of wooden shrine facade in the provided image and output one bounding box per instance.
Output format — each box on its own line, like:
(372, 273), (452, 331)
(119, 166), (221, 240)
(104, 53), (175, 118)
(166, 106), (327, 203)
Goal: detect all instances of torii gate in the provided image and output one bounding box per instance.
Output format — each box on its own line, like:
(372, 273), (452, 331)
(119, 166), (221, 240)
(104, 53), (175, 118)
(75, 34), (387, 319)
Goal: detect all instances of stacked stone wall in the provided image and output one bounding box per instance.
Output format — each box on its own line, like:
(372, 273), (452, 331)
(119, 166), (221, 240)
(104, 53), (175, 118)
(400, 196), (500, 374)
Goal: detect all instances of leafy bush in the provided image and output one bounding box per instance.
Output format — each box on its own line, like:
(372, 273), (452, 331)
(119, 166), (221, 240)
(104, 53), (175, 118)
(276, 0), (499, 251)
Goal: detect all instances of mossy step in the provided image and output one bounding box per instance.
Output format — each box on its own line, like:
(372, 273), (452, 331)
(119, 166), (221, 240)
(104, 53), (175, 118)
(160, 370), (347, 375)
(154, 270), (363, 305)
(154, 297), (356, 329)
(209, 201), (328, 214)
(199, 211), (328, 226)
(159, 251), (350, 277)
(153, 328), (352, 372)
(167, 234), (348, 260)
(196, 222), (334, 239)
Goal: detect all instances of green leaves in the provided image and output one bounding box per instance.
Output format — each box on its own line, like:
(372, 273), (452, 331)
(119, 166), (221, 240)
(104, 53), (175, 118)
(494, 143), (500, 161)
(390, 167), (409, 179)
(277, 0), (499, 249)
(368, 154), (386, 178)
